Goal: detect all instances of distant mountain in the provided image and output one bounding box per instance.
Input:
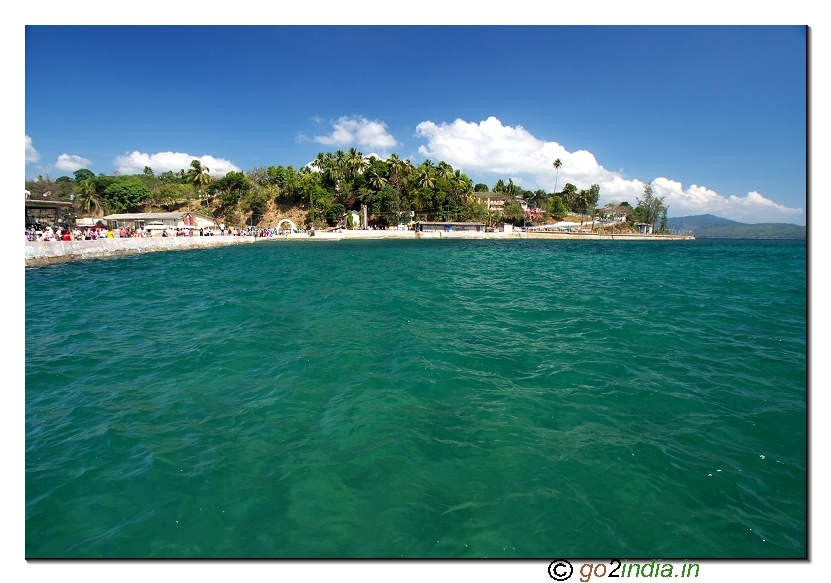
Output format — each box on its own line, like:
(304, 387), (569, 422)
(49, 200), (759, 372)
(666, 214), (806, 239)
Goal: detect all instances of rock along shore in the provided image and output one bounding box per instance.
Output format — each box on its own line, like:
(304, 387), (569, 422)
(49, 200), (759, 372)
(25, 230), (694, 267)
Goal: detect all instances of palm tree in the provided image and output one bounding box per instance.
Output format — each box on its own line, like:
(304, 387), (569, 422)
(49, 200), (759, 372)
(387, 154), (407, 192)
(367, 166), (387, 190)
(311, 152), (327, 173)
(186, 159), (212, 202)
(561, 183), (578, 214)
(436, 161), (454, 181)
(334, 150), (348, 182)
(416, 160), (436, 189)
(552, 158), (562, 194)
(76, 178), (102, 216)
(346, 147), (367, 178)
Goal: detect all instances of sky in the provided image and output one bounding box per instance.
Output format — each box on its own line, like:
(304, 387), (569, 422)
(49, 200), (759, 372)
(23, 24), (807, 225)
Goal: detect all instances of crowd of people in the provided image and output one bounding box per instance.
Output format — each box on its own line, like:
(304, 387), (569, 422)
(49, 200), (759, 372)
(26, 225), (114, 241)
(25, 224), (305, 241)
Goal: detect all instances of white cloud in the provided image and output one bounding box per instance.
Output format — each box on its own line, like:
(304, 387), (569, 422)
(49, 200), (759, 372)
(416, 116), (804, 224)
(651, 179), (803, 224)
(25, 135), (40, 163)
(112, 151), (241, 177)
(55, 153), (92, 172)
(313, 116), (398, 152)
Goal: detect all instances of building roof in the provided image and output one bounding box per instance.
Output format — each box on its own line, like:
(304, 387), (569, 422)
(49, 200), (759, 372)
(25, 200), (73, 210)
(473, 192), (506, 199)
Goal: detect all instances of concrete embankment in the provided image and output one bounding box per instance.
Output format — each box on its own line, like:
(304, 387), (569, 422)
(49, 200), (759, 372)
(25, 230), (694, 266)
(275, 230), (695, 242)
(25, 236), (257, 267)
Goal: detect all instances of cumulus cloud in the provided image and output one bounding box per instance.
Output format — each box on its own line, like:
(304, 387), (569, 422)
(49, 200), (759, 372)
(416, 116), (804, 224)
(55, 153), (92, 172)
(651, 179), (803, 224)
(25, 135), (40, 162)
(112, 151), (241, 177)
(313, 116), (398, 152)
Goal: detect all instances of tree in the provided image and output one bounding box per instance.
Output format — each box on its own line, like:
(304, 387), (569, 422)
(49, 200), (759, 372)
(143, 166), (154, 177)
(244, 190), (269, 222)
(157, 170), (183, 183)
(560, 183), (579, 212)
(576, 184), (601, 224)
(552, 158), (562, 194)
(102, 178), (151, 212)
(185, 159), (212, 198)
(76, 178), (102, 216)
(210, 171), (250, 204)
(474, 183), (489, 192)
(73, 168), (95, 182)
(502, 200), (525, 226)
(634, 183), (666, 228)
(366, 162), (388, 191)
(246, 166), (270, 187)
(544, 195), (569, 219)
(416, 160), (436, 189)
(153, 183), (191, 207)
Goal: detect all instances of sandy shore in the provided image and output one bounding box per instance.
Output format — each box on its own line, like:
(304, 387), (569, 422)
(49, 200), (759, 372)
(25, 230), (694, 267)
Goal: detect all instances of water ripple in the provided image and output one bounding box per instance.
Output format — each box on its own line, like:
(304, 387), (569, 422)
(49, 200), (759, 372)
(26, 239), (805, 557)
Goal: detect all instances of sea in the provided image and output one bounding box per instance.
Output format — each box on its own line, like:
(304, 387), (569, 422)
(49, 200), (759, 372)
(24, 238), (806, 558)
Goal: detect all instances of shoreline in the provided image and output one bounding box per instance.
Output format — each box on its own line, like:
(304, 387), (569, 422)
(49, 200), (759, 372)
(24, 230), (695, 267)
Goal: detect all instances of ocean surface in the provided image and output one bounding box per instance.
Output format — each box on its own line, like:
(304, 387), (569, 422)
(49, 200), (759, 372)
(25, 238), (806, 558)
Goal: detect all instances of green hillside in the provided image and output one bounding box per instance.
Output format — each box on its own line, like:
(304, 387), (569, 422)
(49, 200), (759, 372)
(667, 214), (806, 239)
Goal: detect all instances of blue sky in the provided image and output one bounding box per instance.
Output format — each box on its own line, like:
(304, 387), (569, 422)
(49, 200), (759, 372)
(24, 25), (807, 224)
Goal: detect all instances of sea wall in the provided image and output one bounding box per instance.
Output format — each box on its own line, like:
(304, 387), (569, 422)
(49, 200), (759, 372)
(25, 230), (694, 266)
(290, 230), (695, 241)
(25, 236), (257, 267)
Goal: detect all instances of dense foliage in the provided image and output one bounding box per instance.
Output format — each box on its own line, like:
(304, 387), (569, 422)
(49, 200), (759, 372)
(24, 150), (623, 229)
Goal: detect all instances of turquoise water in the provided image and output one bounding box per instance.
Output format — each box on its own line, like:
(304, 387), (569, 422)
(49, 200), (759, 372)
(25, 239), (806, 558)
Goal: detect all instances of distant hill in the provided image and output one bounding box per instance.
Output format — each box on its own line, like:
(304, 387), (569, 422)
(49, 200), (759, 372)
(667, 214), (806, 239)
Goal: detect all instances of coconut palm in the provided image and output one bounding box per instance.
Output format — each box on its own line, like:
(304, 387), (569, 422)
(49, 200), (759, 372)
(416, 160), (436, 189)
(347, 147), (367, 178)
(561, 183), (578, 212)
(76, 178), (102, 216)
(311, 152), (327, 173)
(437, 161), (454, 182)
(367, 165), (388, 190)
(186, 159), (212, 199)
(387, 154), (407, 192)
(334, 150), (348, 180)
(552, 158), (562, 194)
